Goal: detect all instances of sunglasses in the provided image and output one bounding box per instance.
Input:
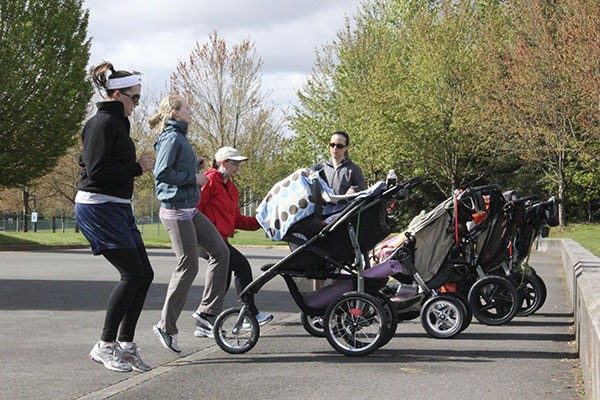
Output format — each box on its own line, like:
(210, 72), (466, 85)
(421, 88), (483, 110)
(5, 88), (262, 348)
(120, 91), (141, 104)
(329, 143), (346, 149)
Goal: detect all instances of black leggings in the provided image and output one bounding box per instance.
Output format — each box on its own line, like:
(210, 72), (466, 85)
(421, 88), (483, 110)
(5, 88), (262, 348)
(100, 246), (154, 342)
(225, 243), (259, 315)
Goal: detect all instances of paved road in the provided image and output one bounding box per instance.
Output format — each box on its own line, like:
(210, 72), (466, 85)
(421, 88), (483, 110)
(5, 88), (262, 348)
(0, 247), (580, 400)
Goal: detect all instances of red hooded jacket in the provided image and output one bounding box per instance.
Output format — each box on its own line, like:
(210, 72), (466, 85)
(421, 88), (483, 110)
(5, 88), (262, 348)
(197, 168), (259, 241)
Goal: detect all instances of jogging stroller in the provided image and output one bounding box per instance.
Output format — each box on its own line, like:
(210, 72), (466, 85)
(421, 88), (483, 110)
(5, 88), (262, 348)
(211, 168), (421, 356)
(373, 185), (523, 338)
(447, 189), (560, 322)
(488, 193), (560, 316)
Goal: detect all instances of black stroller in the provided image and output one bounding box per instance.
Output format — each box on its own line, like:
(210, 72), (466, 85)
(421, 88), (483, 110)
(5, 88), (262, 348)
(373, 185), (523, 338)
(211, 169), (421, 356)
(486, 192), (560, 316)
(445, 189), (560, 324)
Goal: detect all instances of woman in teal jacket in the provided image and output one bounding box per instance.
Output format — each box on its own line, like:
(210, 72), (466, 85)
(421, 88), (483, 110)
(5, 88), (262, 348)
(151, 94), (229, 353)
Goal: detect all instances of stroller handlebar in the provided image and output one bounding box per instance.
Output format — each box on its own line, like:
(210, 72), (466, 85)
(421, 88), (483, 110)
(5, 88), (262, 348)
(535, 196), (561, 208)
(515, 194), (542, 203)
(505, 194), (542, 208)
(398, 176), (423, 190)
(390, 176), (422, 199)
(456, 184), (501, 202)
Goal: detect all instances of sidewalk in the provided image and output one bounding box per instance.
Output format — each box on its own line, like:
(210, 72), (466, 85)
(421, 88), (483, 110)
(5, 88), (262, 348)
(0, 248), (581, 399)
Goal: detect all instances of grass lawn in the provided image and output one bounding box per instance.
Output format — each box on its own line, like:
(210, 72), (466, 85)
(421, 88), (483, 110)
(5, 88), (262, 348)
(0, 224), (285, 249)
(550, 223), (600, 258)
(1, 222), (598, 257)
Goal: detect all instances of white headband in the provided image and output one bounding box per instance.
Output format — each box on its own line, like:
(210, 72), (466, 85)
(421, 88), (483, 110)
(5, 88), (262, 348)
(106, 75), (142, 90)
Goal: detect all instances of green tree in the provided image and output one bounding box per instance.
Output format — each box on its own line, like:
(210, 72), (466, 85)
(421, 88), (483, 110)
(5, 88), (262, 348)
(290, 0), (500, 197)
(475, 0), (600, 226)
(287, 45), (341, 170)
(0, 0), (92, 188)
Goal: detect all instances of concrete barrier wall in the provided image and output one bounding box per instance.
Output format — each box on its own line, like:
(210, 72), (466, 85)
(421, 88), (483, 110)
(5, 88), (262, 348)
(538, 238), (600, 400)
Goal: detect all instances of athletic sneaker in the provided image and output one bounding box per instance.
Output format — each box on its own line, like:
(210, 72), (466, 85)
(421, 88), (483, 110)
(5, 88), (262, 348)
(242, 312), (274, 329)
(256, 312), (273, 326)
(119, 343), (152, 372)
(192, 312), (216, 338)
(194, 326), (214, 338)
(89, 342), (132, 372)
(192, 311), (216, 328)
(153, 324), (181, 354)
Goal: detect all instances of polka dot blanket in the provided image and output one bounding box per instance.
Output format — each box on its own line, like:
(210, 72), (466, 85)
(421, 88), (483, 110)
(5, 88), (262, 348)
(256, 168), (386, 241)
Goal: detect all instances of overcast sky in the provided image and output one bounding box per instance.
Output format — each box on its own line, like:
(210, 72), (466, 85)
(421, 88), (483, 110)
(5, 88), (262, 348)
(83, 0), (362, 111)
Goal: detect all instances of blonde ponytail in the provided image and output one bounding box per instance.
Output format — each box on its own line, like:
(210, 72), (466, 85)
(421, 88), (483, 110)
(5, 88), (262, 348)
(148, 94), (186, 132)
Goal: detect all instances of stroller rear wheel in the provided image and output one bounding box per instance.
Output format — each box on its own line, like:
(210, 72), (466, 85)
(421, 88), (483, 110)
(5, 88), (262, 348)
(510, 273), (547, 316)
(300, 313), (325, 337)
(420, 294), (465, 339)
(324, 292), (388, 357)
(213, 307), (259, 354)
(468, 275), (519, 325)
(374, 292), (399, 348)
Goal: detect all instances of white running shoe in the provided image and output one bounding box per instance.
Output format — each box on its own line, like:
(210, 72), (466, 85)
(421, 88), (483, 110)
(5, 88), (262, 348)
(242, 312), (274, 330)
(194, 326), (214, 338)
(89, 342), (132, 372)
(119, 343), (152, 372)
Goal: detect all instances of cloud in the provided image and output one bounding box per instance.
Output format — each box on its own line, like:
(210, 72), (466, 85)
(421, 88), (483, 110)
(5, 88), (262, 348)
(83, 0), (361, 107)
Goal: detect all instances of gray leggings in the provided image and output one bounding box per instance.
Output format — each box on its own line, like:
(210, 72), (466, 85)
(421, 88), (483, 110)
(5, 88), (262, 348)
(158, 212), (229, 334)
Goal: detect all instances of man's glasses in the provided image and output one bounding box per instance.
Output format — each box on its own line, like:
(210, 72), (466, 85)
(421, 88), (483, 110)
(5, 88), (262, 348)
(120, 91), (141, 104)
(226, 160), (241, 167)
(329, 143), (346, 149)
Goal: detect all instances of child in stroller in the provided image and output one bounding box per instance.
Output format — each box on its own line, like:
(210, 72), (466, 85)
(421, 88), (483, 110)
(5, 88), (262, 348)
(210, 168), (421, 356)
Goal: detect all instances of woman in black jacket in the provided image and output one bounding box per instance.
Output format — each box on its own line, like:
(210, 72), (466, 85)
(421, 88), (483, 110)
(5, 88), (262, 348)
(75, 61), (154, 373)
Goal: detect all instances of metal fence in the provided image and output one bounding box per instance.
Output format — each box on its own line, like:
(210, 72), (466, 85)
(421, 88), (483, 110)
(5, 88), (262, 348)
(1, 194), (258, 233)
(0, 215), (161, 233)
(0, 216), (78, 233)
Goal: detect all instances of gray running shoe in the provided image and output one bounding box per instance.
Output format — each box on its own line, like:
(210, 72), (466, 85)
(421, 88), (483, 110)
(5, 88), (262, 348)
(153, 324), (181, 354)
(194, 326), (213, 338)
(256, 312), (273, 326)
(119, 343), (152, 372)
(192, 311), (216, 337)
(89, 342), (132, 372)
(192, 311), (216, 329)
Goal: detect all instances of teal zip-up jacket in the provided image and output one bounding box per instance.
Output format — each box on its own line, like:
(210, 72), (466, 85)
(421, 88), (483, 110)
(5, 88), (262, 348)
(153, 120), (199, 209)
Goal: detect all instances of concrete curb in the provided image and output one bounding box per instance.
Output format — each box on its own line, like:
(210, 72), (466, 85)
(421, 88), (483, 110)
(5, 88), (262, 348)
(0, 244), (90, 252)
(539, 238), (600, 400)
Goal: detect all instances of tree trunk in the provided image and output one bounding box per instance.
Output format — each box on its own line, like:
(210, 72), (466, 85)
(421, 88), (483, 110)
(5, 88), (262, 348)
(22, 189), (30, 233)
(558, 153), (566, 227)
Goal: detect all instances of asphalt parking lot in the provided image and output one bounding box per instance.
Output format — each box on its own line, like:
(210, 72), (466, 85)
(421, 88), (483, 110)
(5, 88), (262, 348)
(0, 247), (580, 400)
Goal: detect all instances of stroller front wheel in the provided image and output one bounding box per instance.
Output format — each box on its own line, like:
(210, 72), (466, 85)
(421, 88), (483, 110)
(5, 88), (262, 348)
(420, 294), (465, 339)
(213, 307), (260, 354)
(323, 291), (388, 357)
(510, 273), (547, 316)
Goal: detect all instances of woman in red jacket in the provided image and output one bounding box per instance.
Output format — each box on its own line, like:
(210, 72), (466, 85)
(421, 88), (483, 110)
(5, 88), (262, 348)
(193, 147), (272, 336)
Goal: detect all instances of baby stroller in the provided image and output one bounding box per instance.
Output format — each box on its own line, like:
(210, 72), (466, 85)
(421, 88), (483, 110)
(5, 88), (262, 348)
(373, 185), (522, 338)
(211, 168), (421, 356)
(492, 193), (560, 316)
(447, 189), (559, 321)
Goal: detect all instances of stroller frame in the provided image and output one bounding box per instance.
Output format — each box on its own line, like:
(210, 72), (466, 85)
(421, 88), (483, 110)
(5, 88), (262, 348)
(212, 177), (422, 356)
